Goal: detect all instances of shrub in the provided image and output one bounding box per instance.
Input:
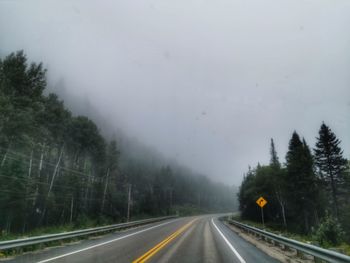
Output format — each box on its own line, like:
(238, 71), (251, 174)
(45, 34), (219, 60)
(313, 214), (344, 247)
(74, 214), (95, 228)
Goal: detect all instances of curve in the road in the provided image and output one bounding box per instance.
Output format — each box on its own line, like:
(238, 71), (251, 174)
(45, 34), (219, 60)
(9, 215), (279, 263)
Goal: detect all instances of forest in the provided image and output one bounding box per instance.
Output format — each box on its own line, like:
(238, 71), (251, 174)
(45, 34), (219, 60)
(0, 51), (236, 234)
(238, 124), (350, 244)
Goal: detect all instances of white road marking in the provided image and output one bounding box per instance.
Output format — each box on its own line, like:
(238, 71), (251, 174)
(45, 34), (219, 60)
(211, 218), (246, 263)
(38, 219), (179, 263)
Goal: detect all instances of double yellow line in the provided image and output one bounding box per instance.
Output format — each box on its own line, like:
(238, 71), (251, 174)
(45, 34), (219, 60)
(132, 219), (196, 263)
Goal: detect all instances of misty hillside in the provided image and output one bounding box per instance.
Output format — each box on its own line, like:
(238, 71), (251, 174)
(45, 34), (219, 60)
(49, 77), (195, 177)
(48, 68), (240, 193)
(0, 51), (237, 233)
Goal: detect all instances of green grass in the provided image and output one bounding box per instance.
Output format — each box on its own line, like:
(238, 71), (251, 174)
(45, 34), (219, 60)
(337, 243), (350, 256)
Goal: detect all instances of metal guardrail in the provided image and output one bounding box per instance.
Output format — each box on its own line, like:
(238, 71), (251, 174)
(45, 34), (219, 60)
(227, 219), (350, 263)
(0, 216), (176, 250)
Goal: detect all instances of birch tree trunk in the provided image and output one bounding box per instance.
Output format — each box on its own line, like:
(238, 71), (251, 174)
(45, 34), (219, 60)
(28, 149), (33, 177)
(1, 148), (9, 167)
(101, 168), (110, 213)
(276, 189), (287, 227)
(38, 143), (45, 178)
(48, 144), (64, 196)
(70, 196), (74, 223)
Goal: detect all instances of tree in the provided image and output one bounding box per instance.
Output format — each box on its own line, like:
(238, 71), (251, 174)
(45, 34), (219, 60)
(0, 51), (46, 101)
(270, 138), (280, 169)
(101, 140), (120, 215)
(238, 167), (261, 220)
(0, 51), (46, 149)
(314, 123), (347, 219)
(269, 138), (287, 227)
(285, 132), (318, 233)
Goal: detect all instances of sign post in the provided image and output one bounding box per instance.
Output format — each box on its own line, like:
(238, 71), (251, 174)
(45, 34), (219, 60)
(256, 196), (267, 228)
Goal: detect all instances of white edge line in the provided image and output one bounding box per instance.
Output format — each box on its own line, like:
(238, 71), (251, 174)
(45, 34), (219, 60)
(38, 219), (178, 263)
(211, 218), (246, 263)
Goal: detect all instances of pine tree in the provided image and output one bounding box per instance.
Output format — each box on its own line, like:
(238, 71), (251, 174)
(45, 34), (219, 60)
(270, 138), (280, 169)
(314, 123), (347, 218)
(286, 132), (318, 233)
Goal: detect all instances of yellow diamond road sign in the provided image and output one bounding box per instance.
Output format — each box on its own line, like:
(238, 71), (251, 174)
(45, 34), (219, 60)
(256, 197), (267, 208)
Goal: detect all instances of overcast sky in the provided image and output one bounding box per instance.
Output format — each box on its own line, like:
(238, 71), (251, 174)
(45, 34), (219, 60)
(1, 0), (349, 185)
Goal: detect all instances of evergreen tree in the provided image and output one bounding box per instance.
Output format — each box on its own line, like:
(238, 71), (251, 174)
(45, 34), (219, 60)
(238, 168), (259, 220)
(269, 138), (280, 169)
(285, 132), (318, 233)
(314, 123), (347, 218)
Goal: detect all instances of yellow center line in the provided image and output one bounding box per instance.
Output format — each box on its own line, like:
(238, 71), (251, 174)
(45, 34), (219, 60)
(132, 218), (197, 263)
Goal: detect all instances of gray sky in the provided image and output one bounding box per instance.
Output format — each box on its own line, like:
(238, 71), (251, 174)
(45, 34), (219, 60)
(1, 0), (349, 185)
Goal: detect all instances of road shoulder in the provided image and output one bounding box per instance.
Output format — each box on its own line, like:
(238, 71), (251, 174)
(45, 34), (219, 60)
(223, 222), (314, 263)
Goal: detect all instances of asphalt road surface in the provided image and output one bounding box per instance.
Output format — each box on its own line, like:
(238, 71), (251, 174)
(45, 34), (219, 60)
(8, 215), (279, 263)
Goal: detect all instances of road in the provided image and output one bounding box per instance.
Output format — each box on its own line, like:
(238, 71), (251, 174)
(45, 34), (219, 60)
(8, 215), (279, 263)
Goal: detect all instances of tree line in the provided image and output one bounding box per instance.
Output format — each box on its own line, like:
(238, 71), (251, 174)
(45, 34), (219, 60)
(238, 124), (350, 241)
(0, 51), (236, 234)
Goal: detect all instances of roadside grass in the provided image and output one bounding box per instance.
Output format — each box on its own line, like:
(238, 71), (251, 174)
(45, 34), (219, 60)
(229, 214), (350, 256)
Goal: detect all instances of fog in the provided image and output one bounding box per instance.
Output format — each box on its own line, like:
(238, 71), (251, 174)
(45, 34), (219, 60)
(1, 0), (349, 185)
